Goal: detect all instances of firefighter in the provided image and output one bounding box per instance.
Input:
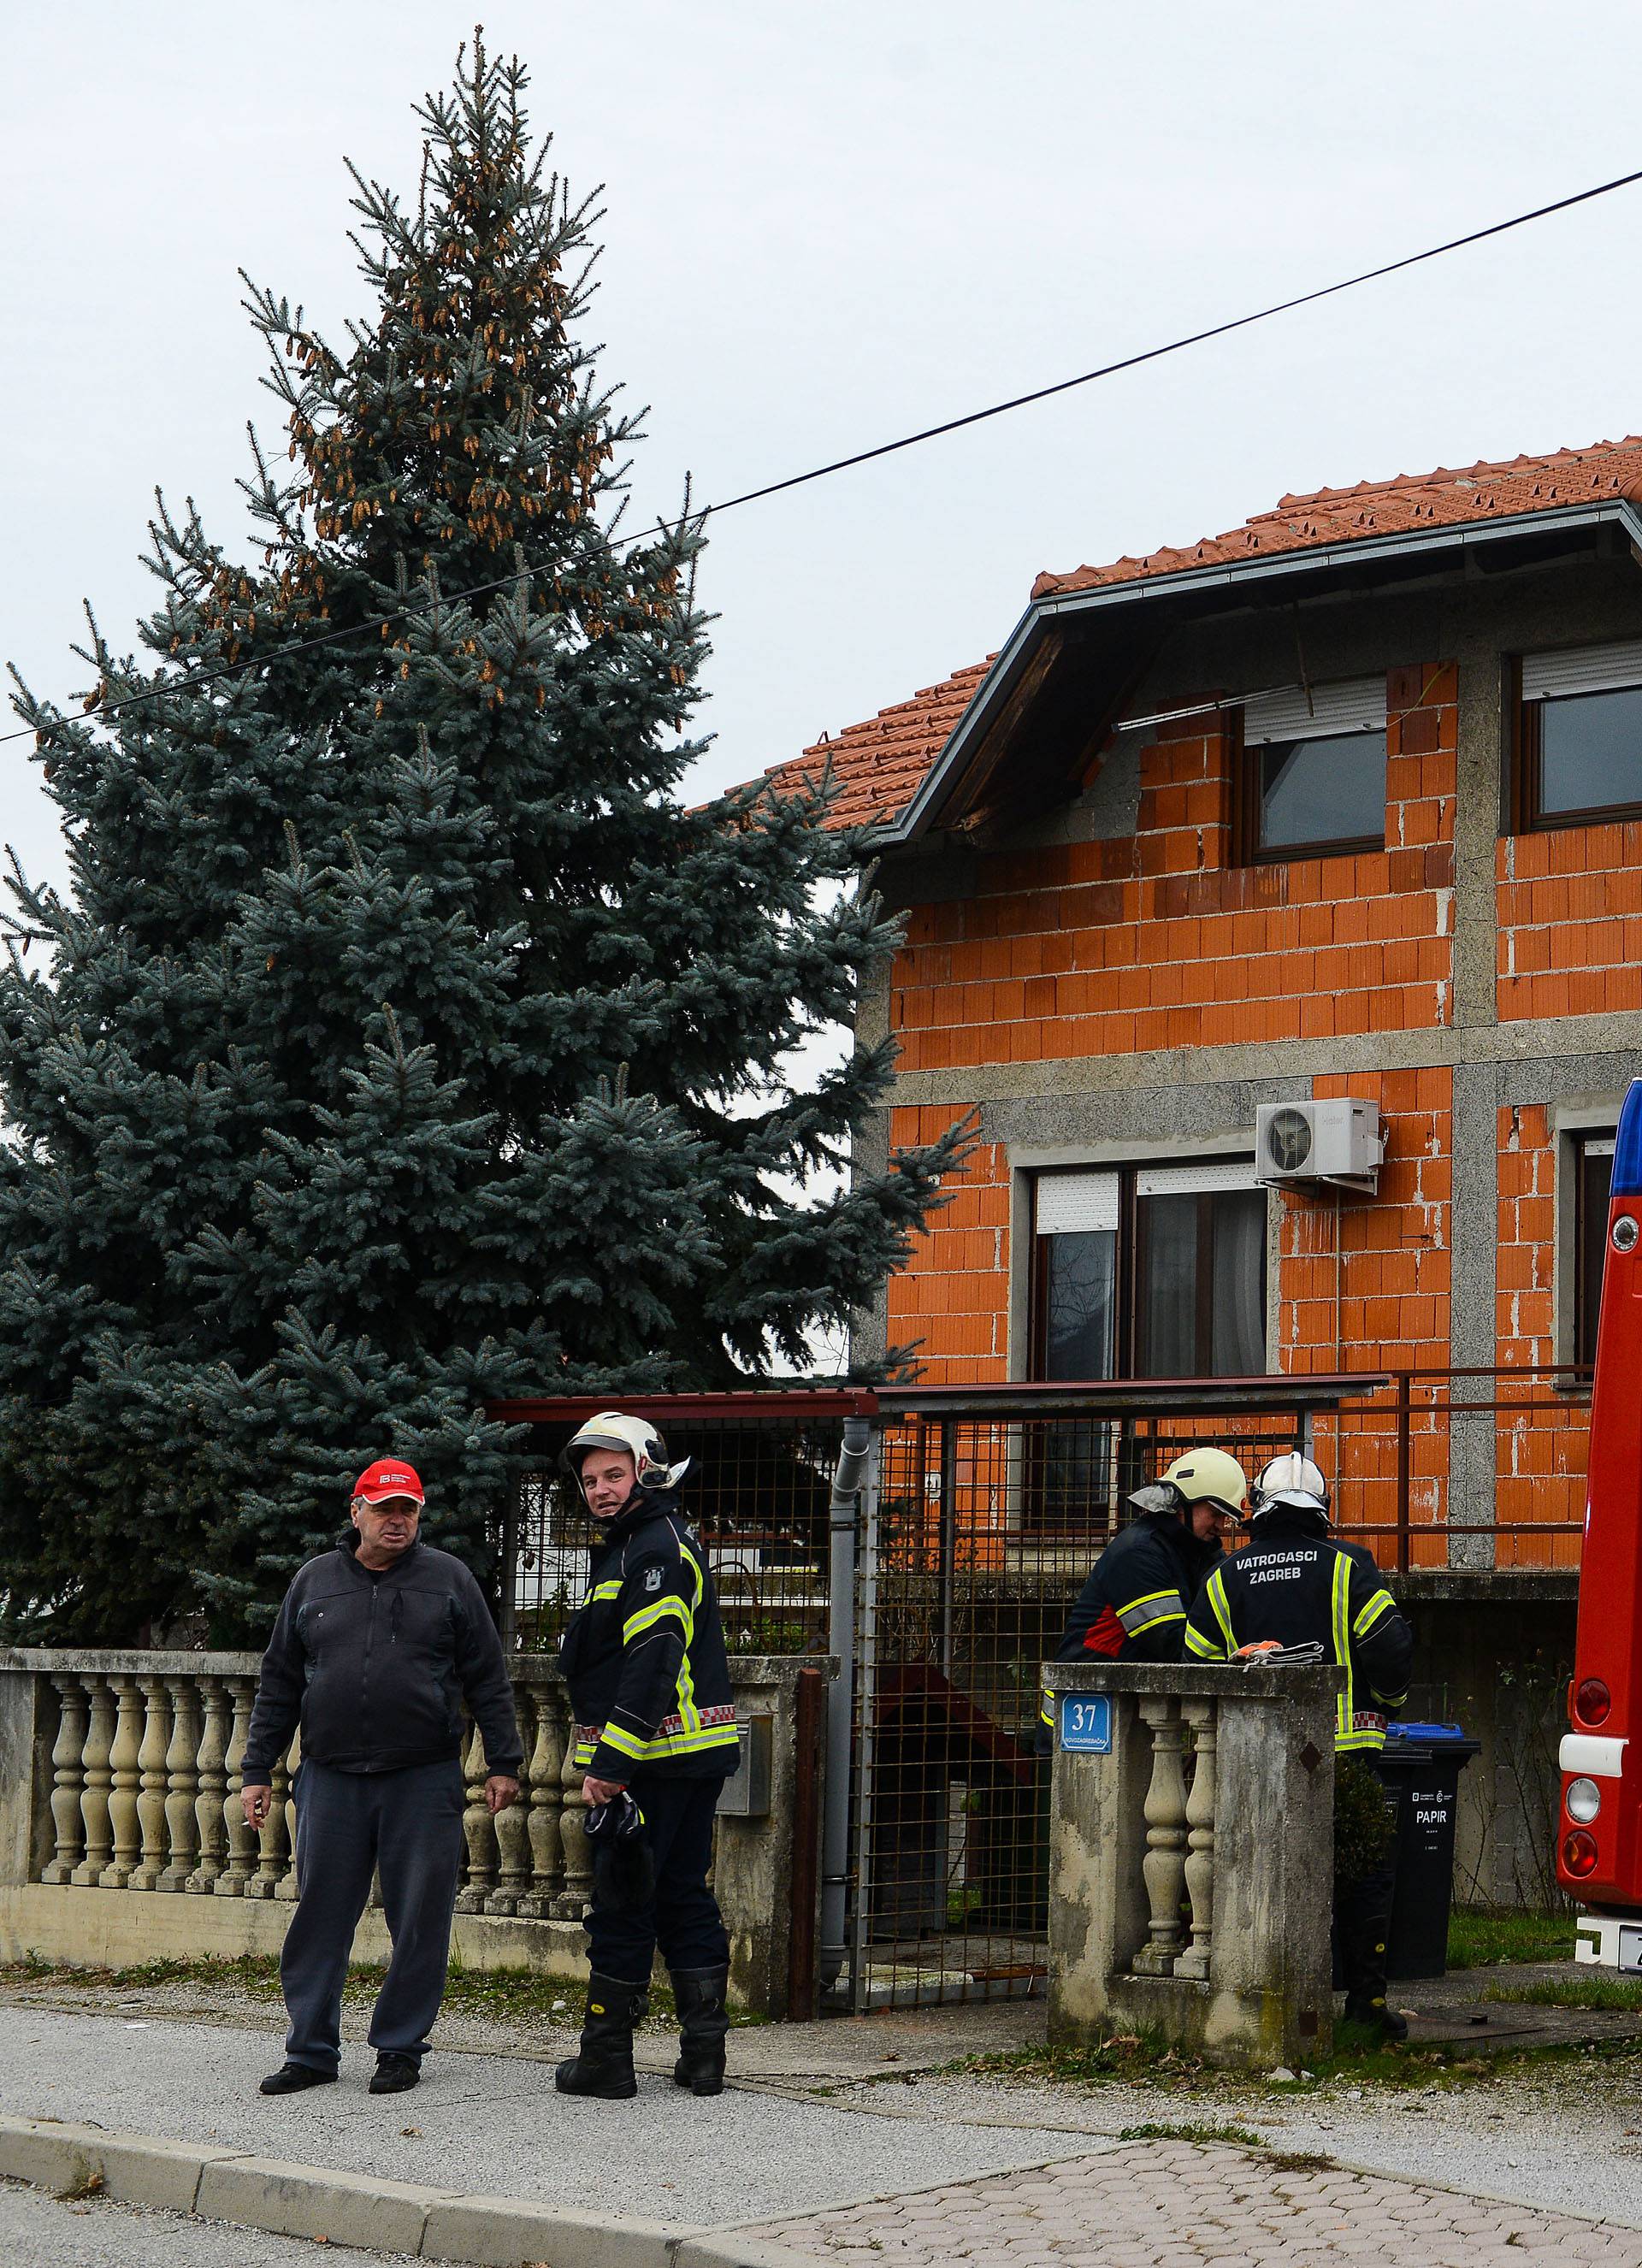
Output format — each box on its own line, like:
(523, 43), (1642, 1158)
(554, 1412), (741, 2101)
(1184, 1450), (1415, 2039)
(1038, 1447), (1249, 1745)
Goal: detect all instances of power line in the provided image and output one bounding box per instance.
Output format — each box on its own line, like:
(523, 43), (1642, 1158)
(7, 158), (1642, 756)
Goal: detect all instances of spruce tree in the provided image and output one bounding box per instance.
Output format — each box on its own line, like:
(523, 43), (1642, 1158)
(0, 37), (967, 1642)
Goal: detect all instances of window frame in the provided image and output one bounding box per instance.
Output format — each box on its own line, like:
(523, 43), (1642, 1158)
(1573, 1131), (1617, 1369)
(1029, 1160), (1267, 1382)
(1514, 648), (1642, 832)
(1233, 690), (1391, 866)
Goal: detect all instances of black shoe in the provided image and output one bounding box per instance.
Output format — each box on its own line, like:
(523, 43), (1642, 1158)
(369, 2053), (420, 2094)
(1343, 1996), (1409, 2042)
(670, 1966), (730, 2097)
(555, 1974), (643, 2100)
(260, 2061), (337, 2095)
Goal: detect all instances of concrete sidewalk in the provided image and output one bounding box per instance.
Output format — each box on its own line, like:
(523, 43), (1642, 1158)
(3, 1992), (1642, 2265)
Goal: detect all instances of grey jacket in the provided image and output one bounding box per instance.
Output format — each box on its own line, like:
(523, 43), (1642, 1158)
(243, 1540), (522, 1781)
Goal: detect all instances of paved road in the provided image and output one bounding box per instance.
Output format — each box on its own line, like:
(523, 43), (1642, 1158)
(749, 2138), (1642, 2266)
(0, 2176), (413, 2266)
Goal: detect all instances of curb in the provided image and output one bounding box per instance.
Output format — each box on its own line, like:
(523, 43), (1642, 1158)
(0, 2115), (816, 2267)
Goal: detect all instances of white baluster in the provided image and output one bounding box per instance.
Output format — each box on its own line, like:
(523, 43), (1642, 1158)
(250, 1750), (291, 1899)
(129, 1674), (172, 1891)
(188, 1678), (229, 1893)
(1131, 1696), (1189, 1976)
(517, 1689), (564, 1919)
(455, 1721), (496, 1914)
(554, 1708), (592, 1921)
(73, 1678), (115, 1886)
(42, 1677), (88, 1885)
(275, 1733), (301, 1901)
(215, 1677), (257, 1896)
(160, 1676), (201, 1891)
(102, 1675), (145, 1890)
(490, 1691), (532, 1916)
(1175, 1698), (1218, 1982)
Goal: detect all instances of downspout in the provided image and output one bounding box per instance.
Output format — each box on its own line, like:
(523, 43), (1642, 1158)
(820, 1413), (872, 1992)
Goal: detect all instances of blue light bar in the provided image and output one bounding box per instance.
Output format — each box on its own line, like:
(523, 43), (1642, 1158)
(1614, 1078), (1642, 1198)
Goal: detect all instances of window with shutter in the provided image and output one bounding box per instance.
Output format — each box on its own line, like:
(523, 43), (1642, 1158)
(1234, 676), (1389, 861)
(1516, 641), (1642, 829)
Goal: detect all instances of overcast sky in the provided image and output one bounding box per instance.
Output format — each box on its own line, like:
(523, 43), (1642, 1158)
(6, 2), (1642, 904)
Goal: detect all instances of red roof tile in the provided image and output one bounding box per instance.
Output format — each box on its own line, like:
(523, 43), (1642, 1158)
(1032, 434), (1642, 598)
(753, 658), (994, 831)
(755, 436), (1642, 830)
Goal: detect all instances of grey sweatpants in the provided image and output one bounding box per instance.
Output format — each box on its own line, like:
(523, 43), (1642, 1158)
(282, 1757), (465, 2074)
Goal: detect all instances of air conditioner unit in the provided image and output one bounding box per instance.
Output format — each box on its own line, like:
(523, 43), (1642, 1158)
(1255, 1100), (1384, 1192)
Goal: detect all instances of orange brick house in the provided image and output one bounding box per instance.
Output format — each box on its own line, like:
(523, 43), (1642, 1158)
(762, 438), (1642, 1620)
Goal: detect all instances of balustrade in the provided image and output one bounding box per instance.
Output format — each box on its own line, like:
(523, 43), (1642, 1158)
(131, 1673), (172, 1891)
(188, 1678), (228, 1893)
(28, 1661), (588, 1920)
(1131, 1696), (1190, 1976)
(42, 1676), (87, 1885)
(214, 1677), (257, 1897)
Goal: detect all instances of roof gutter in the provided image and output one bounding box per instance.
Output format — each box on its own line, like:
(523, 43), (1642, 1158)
(881, 496), (1642, 848)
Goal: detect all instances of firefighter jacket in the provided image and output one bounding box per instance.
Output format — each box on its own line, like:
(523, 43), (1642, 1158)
(558, 1489), (739, 1783)
(1037, 1512), (1219, 1739)
(1183, 1508), (1414, 1752)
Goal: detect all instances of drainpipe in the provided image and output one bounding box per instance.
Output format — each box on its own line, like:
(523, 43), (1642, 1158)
(819, 1414), (872, 1993)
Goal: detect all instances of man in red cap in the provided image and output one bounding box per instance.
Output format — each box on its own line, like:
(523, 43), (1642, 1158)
(241, 1458), (522, 2097)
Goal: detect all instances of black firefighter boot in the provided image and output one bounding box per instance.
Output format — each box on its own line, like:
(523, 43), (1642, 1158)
(555, 1974), (646, 2099)
(1338, 1881), (1409, 2042)
(670, 1966), (730, 2096)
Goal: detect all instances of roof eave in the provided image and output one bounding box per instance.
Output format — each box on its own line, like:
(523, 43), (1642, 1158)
(877, 496), (1642, 849)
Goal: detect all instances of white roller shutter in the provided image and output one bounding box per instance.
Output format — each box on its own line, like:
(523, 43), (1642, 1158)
(1521, 640), (1642, 702)
(1036, 1170), (1119, 1235)
(1135, 1159), (1261, 1198)
(1242, 676), (1387, 745)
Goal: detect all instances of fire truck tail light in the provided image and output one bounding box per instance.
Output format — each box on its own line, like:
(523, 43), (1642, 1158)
(1576, 1678), (1612, 1727)
(1562, 1829), (1600, 1878)
(1566, 1777), (1602, 1824)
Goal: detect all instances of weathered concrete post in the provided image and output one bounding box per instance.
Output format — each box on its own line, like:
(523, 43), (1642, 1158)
(1044, 1658), (1340, 2069)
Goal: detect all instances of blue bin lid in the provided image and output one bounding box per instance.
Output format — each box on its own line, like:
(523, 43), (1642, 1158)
(1387, 1721), (1467, 1743)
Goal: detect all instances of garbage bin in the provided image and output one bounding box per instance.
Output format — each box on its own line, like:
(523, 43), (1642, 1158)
(1380, 1722), (1481, 1981)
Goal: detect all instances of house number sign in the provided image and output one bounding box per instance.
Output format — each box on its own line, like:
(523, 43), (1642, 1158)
(1059, 1694), (1113, 1753)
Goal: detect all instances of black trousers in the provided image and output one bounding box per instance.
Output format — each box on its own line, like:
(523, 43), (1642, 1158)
(586, 1773), (730, 1987)
(1333, 1751), (1401, 2010)
(282, 1757), (465, 2073)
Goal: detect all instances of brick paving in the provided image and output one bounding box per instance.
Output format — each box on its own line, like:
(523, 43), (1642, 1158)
(744, 2137), (1642, 2265)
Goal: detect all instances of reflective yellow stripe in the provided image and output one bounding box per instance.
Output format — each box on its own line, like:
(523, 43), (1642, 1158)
(597, 1722), (648, 1760)
(1337, 1727), (1387, 1752)
(589, 1580), (622, 1602)
(1039, 1692), (1053, 1727)
(1125, 1607), (1186, 1636)
(1184, 1624), (1224, 1662)
(623, 1596), (690, 1644)
(1207, 1568), (1237, 1655)
(1353, 1590), (1395, 1639)
(1331, 1553), (1353, 1745)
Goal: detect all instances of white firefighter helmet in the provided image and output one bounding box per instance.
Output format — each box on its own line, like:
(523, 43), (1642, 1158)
(1251, 1450), (1330, 1521)
(560, 1411), (691, 1498)
(1126, 1446), (1249, 1523)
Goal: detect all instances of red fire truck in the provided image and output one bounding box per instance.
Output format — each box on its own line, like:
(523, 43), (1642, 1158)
(1561, 1076), (1642, 1964)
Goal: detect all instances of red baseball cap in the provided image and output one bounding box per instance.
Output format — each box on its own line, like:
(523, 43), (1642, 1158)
(351, 1459), (425, 1506)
